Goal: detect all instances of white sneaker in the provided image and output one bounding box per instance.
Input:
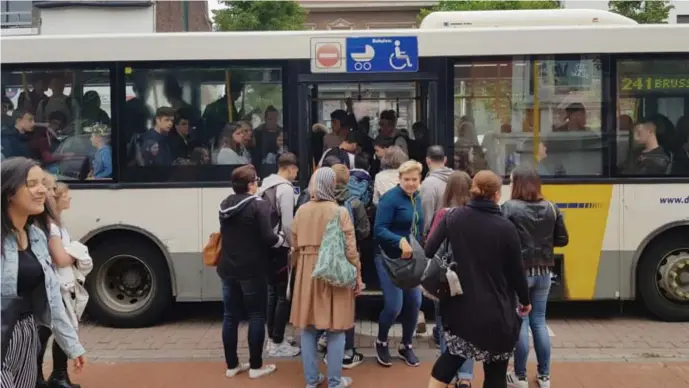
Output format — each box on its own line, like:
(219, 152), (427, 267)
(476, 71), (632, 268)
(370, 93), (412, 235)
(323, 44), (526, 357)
(225, 363), (250, 378)
(336, 376), (353, 388)
(506, 370), (528, 388)
(267, 341), (301, 357)
(537, 375), (551, 388)
(249, 364), (277, 379)
(306, 373), (325, 388)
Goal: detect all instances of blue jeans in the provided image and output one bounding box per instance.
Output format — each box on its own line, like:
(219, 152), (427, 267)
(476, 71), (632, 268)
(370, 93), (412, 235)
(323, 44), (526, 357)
(221, 277), (267, 370)
(514, 274), (552, 377)
(436, 311), (474, 380)
(301, 326), (346, 388)
(374, 255), (422, 345)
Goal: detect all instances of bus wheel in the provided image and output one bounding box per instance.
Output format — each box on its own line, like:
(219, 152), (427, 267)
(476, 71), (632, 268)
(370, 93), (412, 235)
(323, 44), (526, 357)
(637, 231), (689, 322)
(86, 238), (172, 328)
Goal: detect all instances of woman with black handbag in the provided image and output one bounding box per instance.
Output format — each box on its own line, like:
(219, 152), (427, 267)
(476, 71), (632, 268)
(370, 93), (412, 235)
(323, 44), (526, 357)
(373, 160), (424, 368)
(424, 170), (475, 388)
(424, 170), (530, 388)
(1, 157), (86, 388)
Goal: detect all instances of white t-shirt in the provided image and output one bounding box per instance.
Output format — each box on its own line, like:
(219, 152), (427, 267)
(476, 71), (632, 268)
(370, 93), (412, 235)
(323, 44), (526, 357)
(49, 223), (71, 247)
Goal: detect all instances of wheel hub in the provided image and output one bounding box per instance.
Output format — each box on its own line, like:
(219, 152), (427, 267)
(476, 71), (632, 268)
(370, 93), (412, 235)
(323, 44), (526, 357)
(97, 255), (155, 313)
(657, 251), (689, 302)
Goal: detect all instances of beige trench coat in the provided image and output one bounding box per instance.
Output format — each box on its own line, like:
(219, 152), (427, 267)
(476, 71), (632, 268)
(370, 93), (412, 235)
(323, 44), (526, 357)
(289, 200), (360, 331)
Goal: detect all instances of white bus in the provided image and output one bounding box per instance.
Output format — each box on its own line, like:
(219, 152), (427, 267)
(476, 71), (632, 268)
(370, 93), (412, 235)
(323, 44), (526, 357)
(2, 10), (688, 327)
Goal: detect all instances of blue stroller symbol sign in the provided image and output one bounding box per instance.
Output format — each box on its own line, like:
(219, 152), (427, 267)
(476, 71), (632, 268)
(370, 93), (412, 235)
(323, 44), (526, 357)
(345, 36), (418, 73)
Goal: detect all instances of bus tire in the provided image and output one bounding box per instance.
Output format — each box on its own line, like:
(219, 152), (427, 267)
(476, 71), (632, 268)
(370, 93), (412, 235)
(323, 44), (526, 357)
(86, 238), (173, 328)
(637, 231), (689, 322)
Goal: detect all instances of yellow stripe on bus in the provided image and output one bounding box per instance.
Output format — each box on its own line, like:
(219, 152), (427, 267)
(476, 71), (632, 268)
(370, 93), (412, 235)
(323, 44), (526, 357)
(543, 184), (613, 300)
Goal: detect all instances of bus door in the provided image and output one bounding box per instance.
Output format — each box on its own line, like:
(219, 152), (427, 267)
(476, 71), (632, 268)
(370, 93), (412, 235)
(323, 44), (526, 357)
(296, 73), (440, 185)
(295, 71), (440, 292)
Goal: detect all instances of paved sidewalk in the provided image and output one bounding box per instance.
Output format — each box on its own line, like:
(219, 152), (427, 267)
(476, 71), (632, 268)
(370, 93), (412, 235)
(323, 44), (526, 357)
(73, 316), (689, 362)
(63, 360), (689, 388)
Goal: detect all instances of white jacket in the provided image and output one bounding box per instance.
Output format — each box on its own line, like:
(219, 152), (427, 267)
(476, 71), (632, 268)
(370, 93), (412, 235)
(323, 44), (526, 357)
(60, 241), (93, 329)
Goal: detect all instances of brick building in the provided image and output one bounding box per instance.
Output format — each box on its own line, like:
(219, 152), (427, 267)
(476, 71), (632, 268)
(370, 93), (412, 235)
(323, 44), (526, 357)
(300, 0), (437, 30)
(1, 0), (211, 35)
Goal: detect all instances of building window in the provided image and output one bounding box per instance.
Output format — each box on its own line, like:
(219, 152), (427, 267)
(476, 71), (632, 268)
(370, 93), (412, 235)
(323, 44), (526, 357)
(365, 22), (416, 29)
(454, 55), (603, 177)
(327, 18), (354, 30)
(1, 67), (113, 180)
(1, 0), (33, 28)
(678, 15), (689, 24)
(121, 65), (284, 183)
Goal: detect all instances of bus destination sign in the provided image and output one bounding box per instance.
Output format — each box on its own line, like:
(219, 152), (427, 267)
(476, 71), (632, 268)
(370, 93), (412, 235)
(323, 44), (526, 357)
(620, 76), (689, 93)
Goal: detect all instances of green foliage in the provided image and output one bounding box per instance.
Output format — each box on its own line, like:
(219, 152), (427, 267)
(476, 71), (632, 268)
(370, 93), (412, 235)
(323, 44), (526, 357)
(213, 0), (307, 31)
(608, 1), (673, 24)
(419, 0), (561, 21)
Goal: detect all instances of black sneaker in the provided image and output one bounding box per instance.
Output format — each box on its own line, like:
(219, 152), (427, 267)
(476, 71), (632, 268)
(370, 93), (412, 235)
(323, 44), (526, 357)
(342, 349), (365, 369)
(375, 340), (392, 367)
(398, 344), (420, 367)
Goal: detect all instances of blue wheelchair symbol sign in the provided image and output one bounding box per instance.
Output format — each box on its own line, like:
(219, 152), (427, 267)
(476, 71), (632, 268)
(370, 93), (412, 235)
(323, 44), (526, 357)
(345, 36), (418, 73)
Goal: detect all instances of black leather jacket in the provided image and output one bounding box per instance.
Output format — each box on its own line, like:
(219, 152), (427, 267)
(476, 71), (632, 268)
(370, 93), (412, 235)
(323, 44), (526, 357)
(501, 199), (569, 268)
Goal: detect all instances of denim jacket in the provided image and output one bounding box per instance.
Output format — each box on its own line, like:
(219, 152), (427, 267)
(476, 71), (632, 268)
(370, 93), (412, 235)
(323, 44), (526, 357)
(1, 225), (86, 359)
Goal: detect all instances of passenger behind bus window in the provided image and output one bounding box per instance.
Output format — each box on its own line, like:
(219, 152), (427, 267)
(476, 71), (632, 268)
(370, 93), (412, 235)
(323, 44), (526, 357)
(1, 109), (37, 159)
(261, 130), (288, 176)
(190, 147), (210, 165)
(87, 124), (112, 179)
(377, 110), (408, 155)
(125, 74), (152, 141)
(2, 95), (14, 130)
(169, 109), (195, 162)
(163, 76), (202, 133)
(453, 119), (487, 176)
(216, 122), (251, 165)
(623, 119), (670, 175)
(17, 73), (48, 114)
(371, 136), (393, 176)
(408, 122), (429, 174)
(324, 109), (350, 150)
(48, 111), (67, 139)
(252, 106), (282, 173)
(319, 131), (358, 169)
(81, 91), (110, 126)
(36, 74), (74, 125)
(202, 79), (244, 148)
(140, 106), (175, 166)
(554, 103), (588, 132)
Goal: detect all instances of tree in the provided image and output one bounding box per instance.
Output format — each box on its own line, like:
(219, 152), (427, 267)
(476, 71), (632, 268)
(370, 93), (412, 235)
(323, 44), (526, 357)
(212, 0), (307, 31)
(419, 0), (561, 21)
(608, 1), (673, 24)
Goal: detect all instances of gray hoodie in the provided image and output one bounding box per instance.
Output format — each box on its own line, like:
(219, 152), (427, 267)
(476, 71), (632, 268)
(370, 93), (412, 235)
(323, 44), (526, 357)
(257, 173), (296, 247)
(420, 166), (453, 236)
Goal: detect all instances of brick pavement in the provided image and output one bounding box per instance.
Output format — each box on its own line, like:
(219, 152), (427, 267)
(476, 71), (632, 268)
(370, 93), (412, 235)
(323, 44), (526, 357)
(62, 361), (689, 388)
(68, 316), (689, 363)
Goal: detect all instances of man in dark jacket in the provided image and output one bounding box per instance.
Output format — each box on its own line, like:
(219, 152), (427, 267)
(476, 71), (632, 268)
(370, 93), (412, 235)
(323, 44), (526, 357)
(217, 165), (284, 380)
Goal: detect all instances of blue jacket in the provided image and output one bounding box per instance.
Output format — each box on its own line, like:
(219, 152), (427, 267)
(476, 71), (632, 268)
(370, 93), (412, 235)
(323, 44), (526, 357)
(1, 225), (85, 359)
(374, 185), (423, 258)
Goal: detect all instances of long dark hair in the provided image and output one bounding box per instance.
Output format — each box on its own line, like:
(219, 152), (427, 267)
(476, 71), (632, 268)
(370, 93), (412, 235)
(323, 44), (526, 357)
(1, 157), (55, 244)
(442, 170), (472, 207)
(511, 165), (544, 202)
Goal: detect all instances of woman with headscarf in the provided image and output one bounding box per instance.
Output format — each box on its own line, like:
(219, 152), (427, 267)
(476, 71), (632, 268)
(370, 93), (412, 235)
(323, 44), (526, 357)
(290, 167), (363, 388)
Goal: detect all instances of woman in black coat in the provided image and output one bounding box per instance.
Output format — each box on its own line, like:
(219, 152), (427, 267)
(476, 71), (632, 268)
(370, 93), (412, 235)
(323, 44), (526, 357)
(424, 170), (531, 388)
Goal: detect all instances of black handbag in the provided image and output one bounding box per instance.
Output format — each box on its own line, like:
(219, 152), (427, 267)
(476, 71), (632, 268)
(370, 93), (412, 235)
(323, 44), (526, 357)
(380, 233), (428, 290)
(1, 296), (23, 362)
(421, 209), (462, 301)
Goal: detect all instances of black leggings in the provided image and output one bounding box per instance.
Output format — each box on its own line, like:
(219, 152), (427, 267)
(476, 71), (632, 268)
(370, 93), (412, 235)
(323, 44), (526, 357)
(432, 353), (508, 388)
(37, 325), (69, 374)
